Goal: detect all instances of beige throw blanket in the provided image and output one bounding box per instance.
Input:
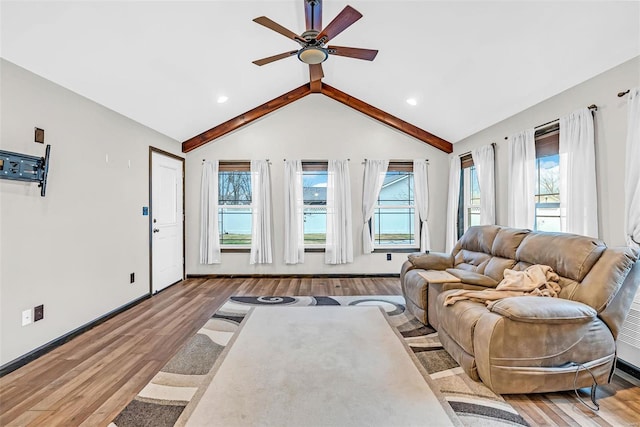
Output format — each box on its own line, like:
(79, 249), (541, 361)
(443, 264), (561, 307)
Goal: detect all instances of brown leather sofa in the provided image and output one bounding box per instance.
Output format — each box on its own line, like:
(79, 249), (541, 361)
(401, 225), (640, 394)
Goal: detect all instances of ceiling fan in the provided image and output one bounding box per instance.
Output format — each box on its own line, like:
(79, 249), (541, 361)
(252, 0), (378, 86)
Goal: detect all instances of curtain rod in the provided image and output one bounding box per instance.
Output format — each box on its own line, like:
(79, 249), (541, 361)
(458, 142), (496, 158)
(618, 89), (630, 97)
(361, 158), (429, 164)
(202, 159), (270, 164)
(283, 159), (350, 162)
(503, 104), (597, 140)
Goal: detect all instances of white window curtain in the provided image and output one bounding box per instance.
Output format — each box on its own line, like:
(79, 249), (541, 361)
(284, 160), (305, 264)
(445, 156), (461, 252)
(471, 144), (496, 225)
(413, 159), (431, 252)
(559, 108), (598, 237)
(326, 160), (353, 264)
(507, 129), (536, 229)
(361, 160), (388, 254)
(249, 160), (273, 264)
(626, 87), (640, 250)
(200, 160), (221, 264)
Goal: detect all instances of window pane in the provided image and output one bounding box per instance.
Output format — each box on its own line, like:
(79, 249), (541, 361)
(303, 170), (327, 205)
(374, 207), (415, 245)
(219, 171), (251, 204)
(537, 155), (559, 196)
(535, 205), (561, 232)
(535, 153), (561, 231)
(303, 207), (326, 244)
(468, 206), (481, 227)
(378, 171), (413, 206)
(218, 207), (252, 245)
(470, 167), (480, 205)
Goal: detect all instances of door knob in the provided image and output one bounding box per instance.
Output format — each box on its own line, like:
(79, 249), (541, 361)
(153, 228), (160, 233)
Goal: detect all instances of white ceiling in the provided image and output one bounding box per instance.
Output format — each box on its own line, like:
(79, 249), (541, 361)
(1, 1), (639, 146)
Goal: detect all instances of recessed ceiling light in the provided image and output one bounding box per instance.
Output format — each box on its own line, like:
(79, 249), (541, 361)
(406, 98), (417, 106)
(217, 95), (229, 104)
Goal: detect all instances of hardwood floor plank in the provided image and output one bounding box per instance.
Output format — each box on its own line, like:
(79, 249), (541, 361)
(1, 276), (638, 427)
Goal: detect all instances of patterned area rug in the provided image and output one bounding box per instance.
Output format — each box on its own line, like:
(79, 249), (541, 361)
(110, 296), (528, 427)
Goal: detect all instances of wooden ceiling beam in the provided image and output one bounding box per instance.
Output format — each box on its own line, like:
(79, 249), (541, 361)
(320, 84), (452, 153)
(181, 83), (453, 154)
(182, 84), (311, 153)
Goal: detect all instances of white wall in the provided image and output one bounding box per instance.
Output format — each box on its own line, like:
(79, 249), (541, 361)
(185, 95), (450, 275)
(453, 56), (640, 246)
(453, 56), (640, 367)
(0, 60), (182, 366)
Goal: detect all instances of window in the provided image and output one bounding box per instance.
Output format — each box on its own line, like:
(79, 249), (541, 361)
(373, 162), (417, 248)
(302, 162), (327, 246)
(218, 162), (251, 246)
(535, 129), (561, 232)
(458, 155), (480, 237)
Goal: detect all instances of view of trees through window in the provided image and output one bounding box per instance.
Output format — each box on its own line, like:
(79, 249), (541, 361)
(218, 169), (252, 245)
(463, 166), (481, 230)
(373, 168), (416, 247)
(302, 168), (327, 245)
(535, 154), (561, 231)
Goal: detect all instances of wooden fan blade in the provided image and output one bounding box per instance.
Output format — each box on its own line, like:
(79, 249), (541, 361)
(309, 63), (324, 82)
(253, 16), (306, 43)
(316, 5), (362, 43)
(252, 50), (299, 66)
(327, 45), (378, 61)
(304, 0), (322, 31)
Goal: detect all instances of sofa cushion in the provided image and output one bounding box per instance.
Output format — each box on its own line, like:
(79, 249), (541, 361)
(436, 290), (488, 356)
(570, 247), (638, 312)
(408, 251), (454, 271)
(491, 227), (530, 259)
(484, 257), (517, 282)
(454, 250), (491, 273)
(445, 269), (499, 288)
(489, 297), (597, 323)
(516, 232), (605, 281)
(457, 225), (501, 254)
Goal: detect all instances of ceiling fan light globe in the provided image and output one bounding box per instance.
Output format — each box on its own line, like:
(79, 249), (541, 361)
(298, 47), (328, 64)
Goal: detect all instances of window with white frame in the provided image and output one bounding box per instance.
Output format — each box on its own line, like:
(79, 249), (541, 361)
(373, 162), (417, 248)
(457, 155), (481, 238)
(218, 161), (252, 246)
(535, 129), (561, 232)
(302, 162), (328, 247)
(463, 166), (481, 230)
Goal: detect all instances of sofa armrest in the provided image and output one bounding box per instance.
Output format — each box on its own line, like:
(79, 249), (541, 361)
(445, 268), (499, 288)
(408, 252), (453, 270)
(489, 297), (597, 324)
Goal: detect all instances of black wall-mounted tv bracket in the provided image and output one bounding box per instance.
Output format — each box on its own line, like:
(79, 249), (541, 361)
(0, 145), (51, 196)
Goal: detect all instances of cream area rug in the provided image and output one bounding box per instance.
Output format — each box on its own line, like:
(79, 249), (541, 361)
(183, 306), (458, 426)
(111, 296), (529, 427)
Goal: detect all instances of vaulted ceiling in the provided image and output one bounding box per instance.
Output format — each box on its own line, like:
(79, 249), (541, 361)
(1, 1), (639, 149)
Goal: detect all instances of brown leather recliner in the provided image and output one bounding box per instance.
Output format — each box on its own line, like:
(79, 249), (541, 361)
(401, 225), (640, 394)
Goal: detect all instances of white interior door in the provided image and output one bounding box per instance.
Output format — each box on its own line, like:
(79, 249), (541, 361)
(151, 151), (184, 293)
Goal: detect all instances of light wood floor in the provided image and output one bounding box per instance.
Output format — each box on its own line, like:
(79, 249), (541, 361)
(1, 277), (639, 426)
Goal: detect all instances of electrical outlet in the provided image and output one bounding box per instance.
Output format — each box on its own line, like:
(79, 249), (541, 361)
(387, 253), (392, 261)
(22, 309), (32, 326)
(130, 272), (135, 284)
(34, 305), (44, 322)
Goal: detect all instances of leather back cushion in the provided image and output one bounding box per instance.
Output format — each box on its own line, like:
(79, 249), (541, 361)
(491, 227), (530, 258)
(484, 257), (517, 282)
(454, 250), (491, 273)
(571, 247), (637, 312)
(516, 232), (606, 281)
(457, 225), (501, 254)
